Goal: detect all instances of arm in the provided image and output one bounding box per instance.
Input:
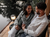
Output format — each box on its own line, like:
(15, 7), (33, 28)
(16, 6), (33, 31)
(14, 11), (23, 25)
(24, 22), (48, 36)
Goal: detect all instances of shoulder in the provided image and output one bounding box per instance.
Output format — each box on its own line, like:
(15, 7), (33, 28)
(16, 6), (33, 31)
(18, 11), (24, 17)
(20, 11), (24, 15)
(42, 15), (48, 24)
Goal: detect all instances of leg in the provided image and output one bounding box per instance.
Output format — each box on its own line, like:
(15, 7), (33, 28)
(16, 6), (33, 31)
(20, 32), (28, 37)
(26, 35), (34, 37)
(8, 25), (18, 37)
(20, 33), (26, 37)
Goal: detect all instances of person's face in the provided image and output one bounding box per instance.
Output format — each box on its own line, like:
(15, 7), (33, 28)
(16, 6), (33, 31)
(35, 6), (40, 15)
(26, 5), (32, 14)
(35, 6), (39, 13)
(35, 6), (44, 15)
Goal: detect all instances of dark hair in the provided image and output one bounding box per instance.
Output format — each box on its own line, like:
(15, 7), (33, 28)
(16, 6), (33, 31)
(23, 3), (34, 15)
(36, 2), (47, 10)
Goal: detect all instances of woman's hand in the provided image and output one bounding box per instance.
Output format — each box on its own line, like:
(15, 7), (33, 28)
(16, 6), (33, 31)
(15, 25), (20, 30)
(22, 24), (25, 30)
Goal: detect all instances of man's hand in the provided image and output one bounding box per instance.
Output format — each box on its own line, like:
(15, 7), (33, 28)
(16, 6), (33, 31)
(15, 25), (20, 30)
(22, 24), (25, 30)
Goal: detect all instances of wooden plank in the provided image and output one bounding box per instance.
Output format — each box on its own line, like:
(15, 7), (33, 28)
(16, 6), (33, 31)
(48, 23), (50, 27)
(0, 21), (14, 37)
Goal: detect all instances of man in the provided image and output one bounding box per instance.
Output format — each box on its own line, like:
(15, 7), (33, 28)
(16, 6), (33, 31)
(22, 2), (48, 37)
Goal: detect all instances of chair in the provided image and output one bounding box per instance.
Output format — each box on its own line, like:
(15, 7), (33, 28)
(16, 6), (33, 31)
(38, 25), (49, 37)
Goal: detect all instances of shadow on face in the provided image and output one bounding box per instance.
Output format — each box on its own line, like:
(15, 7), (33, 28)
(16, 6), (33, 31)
(26, 5), (32, 14)
(35, 6), (45, 15)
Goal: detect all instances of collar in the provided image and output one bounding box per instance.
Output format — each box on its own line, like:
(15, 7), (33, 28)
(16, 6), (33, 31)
(37, 14), (46, 19)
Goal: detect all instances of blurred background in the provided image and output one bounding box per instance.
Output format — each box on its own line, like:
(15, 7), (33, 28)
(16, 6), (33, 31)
(0, 0), (45, 33)
(0, 0), (50, 37)
(0, 0), (45, 18)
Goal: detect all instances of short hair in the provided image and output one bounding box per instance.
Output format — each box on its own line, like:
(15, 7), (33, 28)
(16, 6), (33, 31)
(36, 2), (47, 10)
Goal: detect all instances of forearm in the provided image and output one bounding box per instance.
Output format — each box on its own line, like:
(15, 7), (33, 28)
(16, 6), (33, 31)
(24, 22), (48, 36)
(14, 11), (23, 25)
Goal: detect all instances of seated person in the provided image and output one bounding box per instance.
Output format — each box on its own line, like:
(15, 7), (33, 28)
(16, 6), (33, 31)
(22, 2), (48, 37)
(8, 3), (35, 37)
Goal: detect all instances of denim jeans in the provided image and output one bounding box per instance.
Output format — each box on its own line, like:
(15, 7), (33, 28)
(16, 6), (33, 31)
(20, 32), (33, 37)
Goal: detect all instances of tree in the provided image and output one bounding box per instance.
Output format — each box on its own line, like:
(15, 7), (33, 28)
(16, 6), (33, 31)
(2, 0), (20, 18)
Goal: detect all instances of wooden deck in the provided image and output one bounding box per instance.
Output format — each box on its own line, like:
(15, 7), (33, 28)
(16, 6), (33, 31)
(0, 21), (14, 37)
(0, 21), (50, 37)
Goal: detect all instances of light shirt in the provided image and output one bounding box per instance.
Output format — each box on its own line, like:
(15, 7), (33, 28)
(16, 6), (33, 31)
(24, 14), (48, 37)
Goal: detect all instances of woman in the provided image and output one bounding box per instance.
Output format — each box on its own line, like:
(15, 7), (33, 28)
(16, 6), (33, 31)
(22, 2), (48, 37)
(8, 3), (34, 37)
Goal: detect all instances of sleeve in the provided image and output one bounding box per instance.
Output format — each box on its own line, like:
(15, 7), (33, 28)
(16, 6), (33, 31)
(14, 11), (23, 25)
(24, 21), (48, 36)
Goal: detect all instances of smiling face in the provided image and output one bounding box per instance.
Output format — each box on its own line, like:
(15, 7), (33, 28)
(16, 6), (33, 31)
(26, 5), (32, 14)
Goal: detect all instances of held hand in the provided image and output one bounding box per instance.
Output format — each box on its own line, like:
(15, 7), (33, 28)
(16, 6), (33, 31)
(22, 24), (25, 30)
(15, 25), (20, 30)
